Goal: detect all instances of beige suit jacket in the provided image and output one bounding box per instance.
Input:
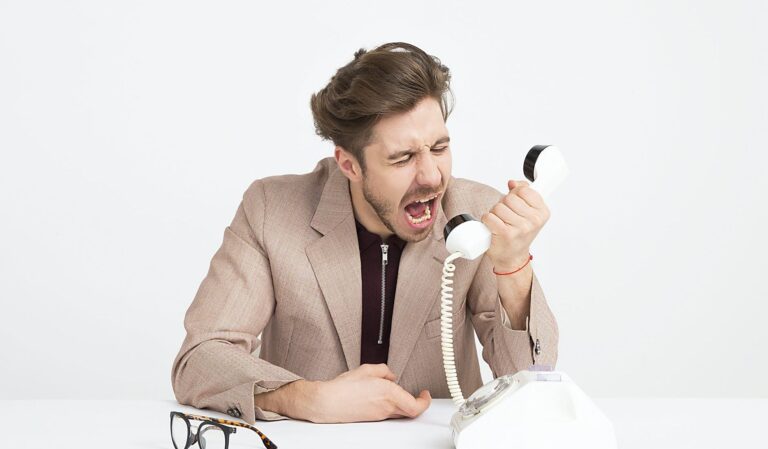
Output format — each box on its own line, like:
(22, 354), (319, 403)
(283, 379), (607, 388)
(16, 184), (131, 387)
(171, 157), (559, 423)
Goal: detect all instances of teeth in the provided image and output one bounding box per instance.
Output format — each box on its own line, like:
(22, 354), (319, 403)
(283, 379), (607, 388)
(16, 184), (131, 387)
(406, 202), (432, 224)
(415, 194), (438, 204)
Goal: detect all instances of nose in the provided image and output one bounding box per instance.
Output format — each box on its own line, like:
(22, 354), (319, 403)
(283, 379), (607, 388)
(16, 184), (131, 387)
(415, 149), (442, 188)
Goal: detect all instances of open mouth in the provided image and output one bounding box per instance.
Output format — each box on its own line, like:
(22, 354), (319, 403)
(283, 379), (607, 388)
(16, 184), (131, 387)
(403, 194), (439, 229)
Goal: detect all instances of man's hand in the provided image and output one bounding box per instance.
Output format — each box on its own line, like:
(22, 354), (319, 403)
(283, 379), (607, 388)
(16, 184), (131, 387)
(481, 180), (550, 272)
(254, 363), (431, 423)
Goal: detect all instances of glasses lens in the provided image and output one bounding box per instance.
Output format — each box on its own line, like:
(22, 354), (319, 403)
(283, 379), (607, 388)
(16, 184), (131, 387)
(171, 415), (190, 449)
(198, 423), (227, 449)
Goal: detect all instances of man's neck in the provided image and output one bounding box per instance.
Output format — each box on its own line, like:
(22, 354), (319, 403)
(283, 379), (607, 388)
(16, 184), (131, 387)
(348, 180), (393, 240)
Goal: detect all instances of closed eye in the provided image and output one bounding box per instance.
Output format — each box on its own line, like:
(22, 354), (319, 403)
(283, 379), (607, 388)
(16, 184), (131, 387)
(394, 147), (448, 166)
(394, 155), (412, 166)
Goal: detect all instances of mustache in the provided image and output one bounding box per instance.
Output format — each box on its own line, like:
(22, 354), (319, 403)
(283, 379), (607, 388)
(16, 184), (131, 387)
(402, 188), (442, 205)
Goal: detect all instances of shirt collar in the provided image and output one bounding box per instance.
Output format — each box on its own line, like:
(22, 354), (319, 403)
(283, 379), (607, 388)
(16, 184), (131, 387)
(355, 218), (407, 252)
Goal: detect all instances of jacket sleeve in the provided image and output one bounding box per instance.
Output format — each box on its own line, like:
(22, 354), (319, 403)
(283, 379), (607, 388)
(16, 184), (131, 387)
(467, 253), (559, 377)
(171, 180), (303, 424)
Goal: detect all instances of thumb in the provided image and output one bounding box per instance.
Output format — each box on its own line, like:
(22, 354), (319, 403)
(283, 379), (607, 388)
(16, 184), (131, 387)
(367, 363), (397, 381)
(509, 179), (530, 191)
(415, 390), (432, 409)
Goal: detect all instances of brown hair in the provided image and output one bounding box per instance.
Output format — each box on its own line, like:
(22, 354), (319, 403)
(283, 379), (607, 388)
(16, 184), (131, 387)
(310, 42), (454, 169)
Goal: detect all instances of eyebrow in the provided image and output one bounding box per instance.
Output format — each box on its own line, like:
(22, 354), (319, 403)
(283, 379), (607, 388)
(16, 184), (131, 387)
(386, 136), (451, 161)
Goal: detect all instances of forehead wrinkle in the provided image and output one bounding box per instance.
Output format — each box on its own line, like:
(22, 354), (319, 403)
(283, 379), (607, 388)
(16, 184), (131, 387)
(371, 106), (449, 159)
(408, 132), (450, 151)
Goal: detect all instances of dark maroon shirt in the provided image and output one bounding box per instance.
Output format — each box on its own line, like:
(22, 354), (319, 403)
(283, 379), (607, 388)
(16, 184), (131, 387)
(355, 219), (407, 365)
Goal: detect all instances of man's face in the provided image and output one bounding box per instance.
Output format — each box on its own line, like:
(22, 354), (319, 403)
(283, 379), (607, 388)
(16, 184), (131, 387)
(360, 97), (452, 243)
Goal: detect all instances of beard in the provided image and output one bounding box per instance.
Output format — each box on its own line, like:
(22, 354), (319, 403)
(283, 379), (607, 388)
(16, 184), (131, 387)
(362, 176), (435, 243)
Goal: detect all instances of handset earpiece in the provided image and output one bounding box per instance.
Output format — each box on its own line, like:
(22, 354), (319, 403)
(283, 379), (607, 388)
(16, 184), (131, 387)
(524, 145), (569, 200)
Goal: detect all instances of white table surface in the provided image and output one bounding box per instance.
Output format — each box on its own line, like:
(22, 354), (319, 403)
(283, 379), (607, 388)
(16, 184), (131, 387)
(1, 398), (765, 448)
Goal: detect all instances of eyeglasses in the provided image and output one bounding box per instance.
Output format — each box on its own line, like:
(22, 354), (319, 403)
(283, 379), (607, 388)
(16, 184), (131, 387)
(170, 411), (278, 449)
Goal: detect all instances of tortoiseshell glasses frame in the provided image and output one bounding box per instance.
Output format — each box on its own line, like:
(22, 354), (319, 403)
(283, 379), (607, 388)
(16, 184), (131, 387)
(170, 411), (278, 449)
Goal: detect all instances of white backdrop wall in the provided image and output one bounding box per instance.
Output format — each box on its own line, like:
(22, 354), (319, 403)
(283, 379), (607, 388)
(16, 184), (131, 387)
(1, 0), (766, 400)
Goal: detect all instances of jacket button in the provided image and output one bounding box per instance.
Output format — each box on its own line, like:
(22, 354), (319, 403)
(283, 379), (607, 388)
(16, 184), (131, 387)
(231, 408), (241, 418)
(534, 339), (541, 355)
(226, 408), (235, 416)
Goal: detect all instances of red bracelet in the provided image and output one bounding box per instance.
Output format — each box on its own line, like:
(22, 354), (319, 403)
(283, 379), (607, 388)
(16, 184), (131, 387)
(493, 254), (533, 276)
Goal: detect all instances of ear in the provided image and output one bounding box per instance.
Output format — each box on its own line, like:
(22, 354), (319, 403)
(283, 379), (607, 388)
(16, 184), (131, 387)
(335, 146), (364, 182)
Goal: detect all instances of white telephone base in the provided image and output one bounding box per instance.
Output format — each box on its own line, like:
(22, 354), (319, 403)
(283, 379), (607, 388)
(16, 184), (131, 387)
(450, 369), (617, 449)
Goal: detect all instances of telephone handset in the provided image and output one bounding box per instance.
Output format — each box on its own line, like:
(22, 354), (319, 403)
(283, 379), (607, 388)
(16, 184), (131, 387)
(441, 146), (617, 449)
(443, 145), (569, 261)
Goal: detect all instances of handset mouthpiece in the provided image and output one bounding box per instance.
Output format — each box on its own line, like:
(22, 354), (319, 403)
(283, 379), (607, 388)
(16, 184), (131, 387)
(444, 214), (491, 260)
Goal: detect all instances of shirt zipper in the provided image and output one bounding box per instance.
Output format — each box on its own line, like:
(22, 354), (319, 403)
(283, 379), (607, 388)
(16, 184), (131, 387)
(378, 243), (389, 344)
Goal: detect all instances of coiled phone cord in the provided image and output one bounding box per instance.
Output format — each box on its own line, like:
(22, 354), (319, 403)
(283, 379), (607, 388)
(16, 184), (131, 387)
(441, 251), (466, 407)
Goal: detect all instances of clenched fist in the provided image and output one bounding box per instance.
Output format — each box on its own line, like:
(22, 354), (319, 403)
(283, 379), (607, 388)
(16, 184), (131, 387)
(481, 180), (550, 272)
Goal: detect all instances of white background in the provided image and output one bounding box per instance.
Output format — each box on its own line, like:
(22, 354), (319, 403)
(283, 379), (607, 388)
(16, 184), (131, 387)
(1, 0), (766, 400)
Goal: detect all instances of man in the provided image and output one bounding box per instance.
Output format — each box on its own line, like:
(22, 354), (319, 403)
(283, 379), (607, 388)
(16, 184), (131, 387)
(171, 42), (559, 424)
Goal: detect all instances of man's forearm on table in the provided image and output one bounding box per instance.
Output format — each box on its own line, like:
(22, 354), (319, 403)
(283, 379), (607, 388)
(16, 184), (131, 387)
(253, 379), (314, 420)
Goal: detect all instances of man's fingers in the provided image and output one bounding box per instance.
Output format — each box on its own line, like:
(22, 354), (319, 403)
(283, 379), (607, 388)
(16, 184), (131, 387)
(508, 179), (530, 191)
(358, 363), (397, 381)
(388, 386), (431, 418)
(494, 200), (531, 225)
(481, 211), (509, 235)
(402, 389), (431, 417)
(508, 179), (546, 210)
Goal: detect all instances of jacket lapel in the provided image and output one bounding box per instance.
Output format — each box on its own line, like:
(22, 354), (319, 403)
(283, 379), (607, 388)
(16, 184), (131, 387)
(305, 163), (456, 379)
(305, 167), (362, 371)
(387, 201), (450, 381)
